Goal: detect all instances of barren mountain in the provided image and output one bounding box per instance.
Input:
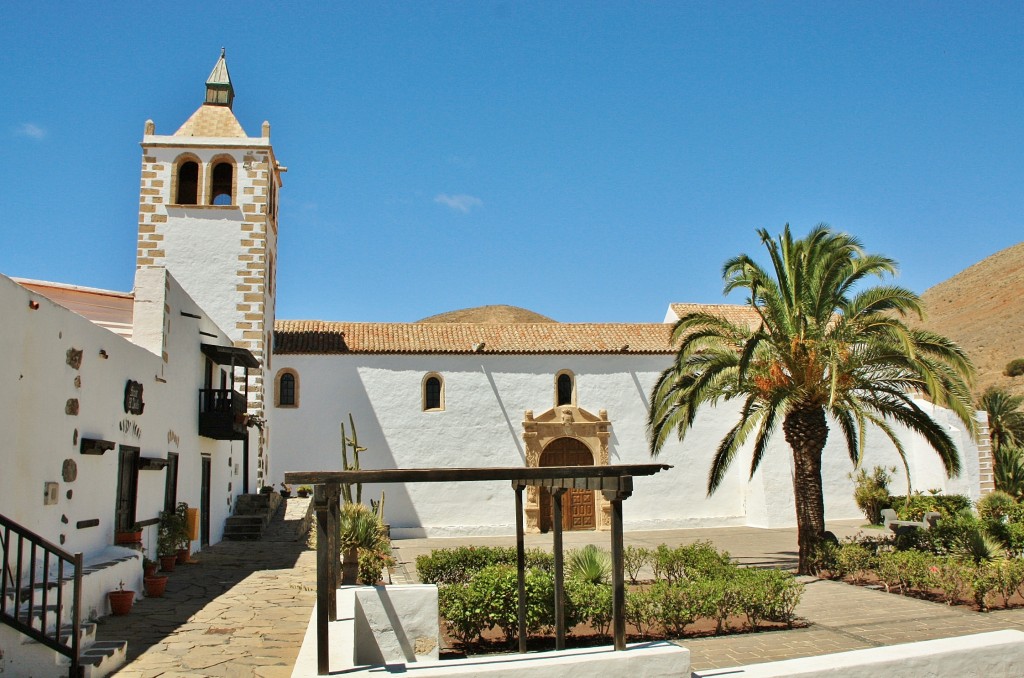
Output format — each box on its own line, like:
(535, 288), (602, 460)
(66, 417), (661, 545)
(913, 242), (1024, 398)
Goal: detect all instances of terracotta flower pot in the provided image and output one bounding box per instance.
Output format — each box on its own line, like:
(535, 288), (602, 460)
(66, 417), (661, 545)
(115, 530), (142, 545)
(108, 589), (134, 615)
(160, 554), (177, 572)
(144, 575), (169, 598)
(144, 562), (159, 578)
(175, 547), (189, 564)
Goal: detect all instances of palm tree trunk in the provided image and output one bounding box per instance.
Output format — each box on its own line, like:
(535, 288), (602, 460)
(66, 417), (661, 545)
(784, 406), (828, 574)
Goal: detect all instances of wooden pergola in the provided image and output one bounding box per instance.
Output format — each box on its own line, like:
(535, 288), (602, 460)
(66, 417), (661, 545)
(284, 464), (670, 675)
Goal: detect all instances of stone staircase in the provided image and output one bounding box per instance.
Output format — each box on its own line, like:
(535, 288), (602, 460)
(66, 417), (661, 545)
(2, 559), (131, 677)
(223, 492), (283, 540)
(223, 493), (312, 542)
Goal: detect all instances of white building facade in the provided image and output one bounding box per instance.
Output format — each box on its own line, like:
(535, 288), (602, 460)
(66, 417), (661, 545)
(269, 316), (985, 538)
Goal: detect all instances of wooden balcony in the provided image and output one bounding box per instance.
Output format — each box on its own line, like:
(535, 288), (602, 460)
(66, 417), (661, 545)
(198, 388), (247, 440)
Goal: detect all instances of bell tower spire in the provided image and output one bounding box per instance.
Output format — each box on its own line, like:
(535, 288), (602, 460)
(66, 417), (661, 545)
(205, 48), (235, 108)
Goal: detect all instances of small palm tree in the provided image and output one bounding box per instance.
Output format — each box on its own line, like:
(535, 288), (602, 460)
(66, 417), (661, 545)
(979, 388), (1024, 455)
(649, 225), (976, 574)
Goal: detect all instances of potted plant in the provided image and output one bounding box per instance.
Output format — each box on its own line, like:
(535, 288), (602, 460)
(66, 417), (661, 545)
(279, 483), (291, 499)
(296, 485), (312, 498)
(174, 502), (192, 564)
(143, 557), (159, 578)
(158, 509), (183, 572)
(115, 523), (143, 545)
(108, 581), (134, 615)
(259, 485), (274, 495)
(144, 573), (169, 598)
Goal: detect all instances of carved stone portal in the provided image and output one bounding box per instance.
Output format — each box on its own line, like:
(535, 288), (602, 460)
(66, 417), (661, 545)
(522, 406), (611, 532)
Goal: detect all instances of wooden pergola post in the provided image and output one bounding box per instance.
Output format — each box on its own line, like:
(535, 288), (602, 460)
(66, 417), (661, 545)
(551, 488), (567, 650)
(513, 482), (527, 653)
(603, 476), (632, 651)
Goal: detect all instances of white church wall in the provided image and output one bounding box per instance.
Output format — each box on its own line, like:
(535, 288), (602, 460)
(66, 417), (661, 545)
(271, 349), (985, 536)
(0, 269), (243, 562)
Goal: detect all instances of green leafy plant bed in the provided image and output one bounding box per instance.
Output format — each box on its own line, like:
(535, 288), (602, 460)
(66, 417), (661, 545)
(439, 612), (804, 659)
(419, 542), (805, 656)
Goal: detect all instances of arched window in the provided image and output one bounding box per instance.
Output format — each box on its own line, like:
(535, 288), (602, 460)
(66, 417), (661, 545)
(176, 161), (199, 204)
(556, 371), (575, 406)
(210, 161), (234, 205)
(423, 374), (444, 411)
(275, 369), (298, 408)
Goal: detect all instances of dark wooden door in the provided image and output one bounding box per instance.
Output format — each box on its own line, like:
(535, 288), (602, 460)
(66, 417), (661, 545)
(115, 446), (140, 531)
(539, 438), (596, 532)
(201, 455), (211, 546)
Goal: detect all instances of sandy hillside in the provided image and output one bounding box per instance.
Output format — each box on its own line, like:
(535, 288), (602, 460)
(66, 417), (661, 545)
(913, 242), (1024, 398)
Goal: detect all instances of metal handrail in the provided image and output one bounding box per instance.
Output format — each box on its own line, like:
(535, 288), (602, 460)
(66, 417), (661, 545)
(0, 512), (83, 677)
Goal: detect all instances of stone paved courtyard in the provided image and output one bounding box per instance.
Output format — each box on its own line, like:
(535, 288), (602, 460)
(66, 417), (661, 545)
(98, 501), (1024, 676)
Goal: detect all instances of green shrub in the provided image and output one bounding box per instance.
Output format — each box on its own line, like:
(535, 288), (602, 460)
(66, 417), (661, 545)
(978, 491), (1017, 520)
(934, 556), (971, 604)
(1005, 358), (1024, 377)
(970, 561), (1000, 611)
(465, 564), (554, 644)
(623, 545), (650, 584)
(565, 579), (613, 635)
(737, 568), (804, 629)
(625, 586), (660, 638)
(889, 494), (972, 521)
(832, 542), (874, 582)
(851, 466), (895, 525)
(875, 549), (936, 593)
(438, 584), (485, 644)
(993, 558), (1024, 607)
(690, 576), (742, 634)
(652, 541), (732, 583)
(647, 580), (702, 637)
(416, 546), (552, 585)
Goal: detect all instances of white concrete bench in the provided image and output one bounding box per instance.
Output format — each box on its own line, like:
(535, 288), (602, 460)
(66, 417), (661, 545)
(880, 508), (941, 533)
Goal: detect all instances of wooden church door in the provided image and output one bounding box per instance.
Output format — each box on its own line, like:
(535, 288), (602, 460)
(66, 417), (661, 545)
(539, 437), (596, 532)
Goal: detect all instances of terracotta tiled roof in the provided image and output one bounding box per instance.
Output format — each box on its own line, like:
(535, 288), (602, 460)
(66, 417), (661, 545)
(667, 303), (761, 328)
(274, 320), (676, 355)
(174, 104), (248, 138)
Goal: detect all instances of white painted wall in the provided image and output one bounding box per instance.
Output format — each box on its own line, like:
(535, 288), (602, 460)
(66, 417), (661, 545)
(269, 352), (983, 536)
(0, 269), (246, 564)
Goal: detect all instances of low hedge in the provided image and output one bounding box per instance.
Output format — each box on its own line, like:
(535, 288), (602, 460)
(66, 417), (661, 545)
(887, 494), (972, 521)
(433, 542), (803, 644)
(417, 546), (554, 585)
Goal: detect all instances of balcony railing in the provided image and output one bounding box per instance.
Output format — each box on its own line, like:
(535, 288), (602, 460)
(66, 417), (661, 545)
(198, 388), (247, 440)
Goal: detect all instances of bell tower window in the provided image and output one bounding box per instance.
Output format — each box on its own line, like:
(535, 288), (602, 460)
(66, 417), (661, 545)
(210, 161), (233, 205)
(176, 161), (199, 205)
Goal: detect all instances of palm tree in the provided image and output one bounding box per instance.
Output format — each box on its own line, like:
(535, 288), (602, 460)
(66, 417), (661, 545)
(648, 225), (976, 573)
(979, 387), (1024, 455)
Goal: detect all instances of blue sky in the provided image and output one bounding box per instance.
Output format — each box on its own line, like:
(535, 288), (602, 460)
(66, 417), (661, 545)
(1, 2), (1021, 323)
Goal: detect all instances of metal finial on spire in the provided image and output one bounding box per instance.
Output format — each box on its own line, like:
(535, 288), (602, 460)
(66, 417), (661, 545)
(221, 47), (226, 58)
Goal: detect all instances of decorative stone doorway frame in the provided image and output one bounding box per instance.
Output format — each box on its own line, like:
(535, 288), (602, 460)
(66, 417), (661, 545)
(522, 406), (611, 532)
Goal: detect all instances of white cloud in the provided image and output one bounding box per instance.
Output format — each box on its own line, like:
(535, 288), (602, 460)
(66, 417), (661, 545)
(16, 123), (46, 139)
(434, 193), (483, 213)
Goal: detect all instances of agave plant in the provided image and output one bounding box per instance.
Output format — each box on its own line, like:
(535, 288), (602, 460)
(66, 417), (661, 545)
(956, 521), (1006, 564)
(567, 544), (611, 585)
(339, 502), (388, 584)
